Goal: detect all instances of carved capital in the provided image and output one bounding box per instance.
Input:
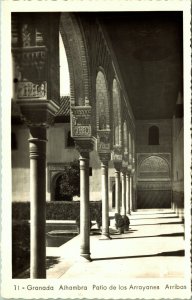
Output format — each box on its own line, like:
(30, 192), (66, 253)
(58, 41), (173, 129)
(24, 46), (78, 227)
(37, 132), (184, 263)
(122, 159), (128, 169)
(29, 127), (47, 159)
(128, 164), (132, 172)
(121, 168), (127, 176)
(114, 161), (122, 172)
(98, 152), (111, 165)
(131, 168), (135, 175)
(123, 152), (129, 162)
(16, 99), (59, 127)
(74, 138), (95, 158)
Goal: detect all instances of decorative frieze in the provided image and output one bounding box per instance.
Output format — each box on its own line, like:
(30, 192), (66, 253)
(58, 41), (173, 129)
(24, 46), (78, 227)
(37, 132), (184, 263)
(12, 13), (60, 107)
(71, 106), (92, 138)
(97, 129), (111, 153)
(111, 145), (123, 162)
(16, 81), (47, 100)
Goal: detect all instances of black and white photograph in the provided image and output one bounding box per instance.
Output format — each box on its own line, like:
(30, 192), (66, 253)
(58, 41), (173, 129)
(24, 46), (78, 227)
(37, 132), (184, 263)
(1, 0), (191, 299)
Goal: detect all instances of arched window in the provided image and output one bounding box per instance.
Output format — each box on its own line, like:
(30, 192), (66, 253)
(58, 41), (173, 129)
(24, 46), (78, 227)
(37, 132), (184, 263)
(148, 126), (159, 145)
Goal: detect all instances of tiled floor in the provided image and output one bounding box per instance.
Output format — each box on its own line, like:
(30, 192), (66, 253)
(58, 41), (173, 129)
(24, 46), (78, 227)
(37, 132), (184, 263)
(46, 209), (185, 279)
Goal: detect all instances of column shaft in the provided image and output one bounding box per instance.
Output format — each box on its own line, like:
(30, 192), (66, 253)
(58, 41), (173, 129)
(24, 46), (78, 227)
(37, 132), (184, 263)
(79, 153), (91, 261)
(129, 176), (133, 212)
(29, 127), (46, 278)
(115, 170), (120, 214)
(121, 171), (126, 216)
(126, 173), (130, 214)
(101, 162), (110, 238)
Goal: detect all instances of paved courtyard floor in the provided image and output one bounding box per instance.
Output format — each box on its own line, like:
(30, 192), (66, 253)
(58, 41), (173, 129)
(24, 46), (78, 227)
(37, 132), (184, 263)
(46, 209), (186, 279)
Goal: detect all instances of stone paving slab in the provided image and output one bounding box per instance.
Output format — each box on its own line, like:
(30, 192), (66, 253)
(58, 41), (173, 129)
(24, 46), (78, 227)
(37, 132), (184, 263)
(46, 209), (185, 279)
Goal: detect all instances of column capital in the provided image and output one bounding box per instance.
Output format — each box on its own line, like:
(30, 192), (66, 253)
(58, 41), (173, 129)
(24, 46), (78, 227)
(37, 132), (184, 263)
(99, 153), (111, 165)
(128, 163), (133, 172)
(121, 166), (127, 174)
(131, 168), (135, 175)
(125, 172), (130, 179)
(74, 138), (95, 158)
(114, 161), (122, 172)
(17, 100), (59, 128)
(29, 127), (47, 159)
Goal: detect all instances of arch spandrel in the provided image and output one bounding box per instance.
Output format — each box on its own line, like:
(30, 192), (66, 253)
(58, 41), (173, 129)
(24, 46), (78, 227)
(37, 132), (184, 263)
(60, 13), (91, 107)
(60, 13), (95, 143)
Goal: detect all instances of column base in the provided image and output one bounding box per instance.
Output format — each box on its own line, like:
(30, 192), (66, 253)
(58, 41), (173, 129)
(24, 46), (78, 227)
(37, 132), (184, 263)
(79, 253), (92, 262)
(100, 234), (112, 240)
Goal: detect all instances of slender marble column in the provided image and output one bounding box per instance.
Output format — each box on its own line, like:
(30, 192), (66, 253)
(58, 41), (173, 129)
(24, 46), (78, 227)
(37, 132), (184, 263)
(29, 127), (47, 278)
(126, 173), (130, 215)
(129, 175), (133, 213)
(79, 151), (91, 261)
(121, 171), (126, 216)
(115, 169), (120, 214)
(101, 160), (110, 239)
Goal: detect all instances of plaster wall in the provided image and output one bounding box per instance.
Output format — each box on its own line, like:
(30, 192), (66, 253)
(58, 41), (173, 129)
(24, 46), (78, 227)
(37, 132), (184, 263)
(12, 123), (79, 202)
(172, 117), (184, 220)
(136, 119), (172, 153)
(12, 125), (30, 201)
(136, 119), (172, 208)
(12, 123), (117, 208)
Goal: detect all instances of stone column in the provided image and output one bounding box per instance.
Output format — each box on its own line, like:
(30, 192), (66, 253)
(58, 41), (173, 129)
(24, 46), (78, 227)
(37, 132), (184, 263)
(99, 155), (111, 239)
(115, 169), (120, 214)
(29, 127), (47, 278)
(129, 175), (133, 213)
(12, 13), (60, 279)
(121, 170), (126, 216)
(126, 173), (130, 215)
(112, 151), (123, 215)
(79, 150), (91, 261)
